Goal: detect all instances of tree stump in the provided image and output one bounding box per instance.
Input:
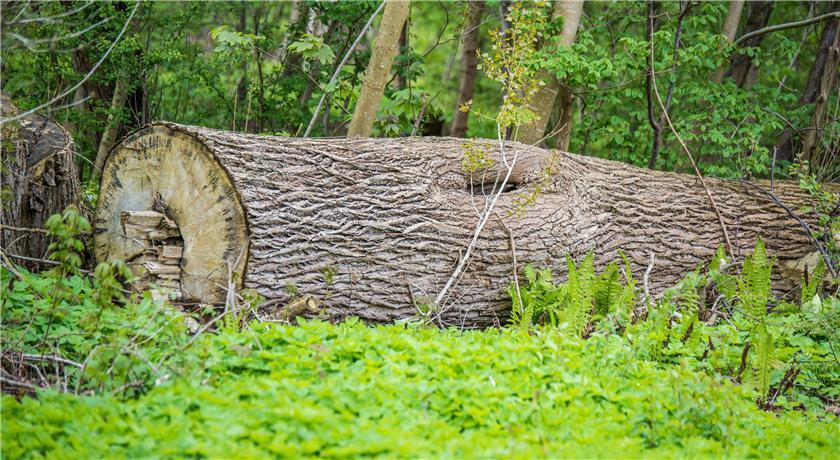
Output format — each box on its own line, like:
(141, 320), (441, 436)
(94, 122), (826, 327)
(1, 95), (82, 269)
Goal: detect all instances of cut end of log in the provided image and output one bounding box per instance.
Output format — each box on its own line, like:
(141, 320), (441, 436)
(94, 125), (249, 303)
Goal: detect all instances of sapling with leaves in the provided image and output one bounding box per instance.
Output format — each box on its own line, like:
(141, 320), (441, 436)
(436, 1), (553, 312)
(1, 208), (188, 397)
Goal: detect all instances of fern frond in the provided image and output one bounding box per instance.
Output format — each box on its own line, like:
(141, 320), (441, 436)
(594, 262), (621, 316)
(751, 324), (774, 398)
(562, 254), (594, 336)
(740, 238), (773, 319)
(709, 245), (729, 273)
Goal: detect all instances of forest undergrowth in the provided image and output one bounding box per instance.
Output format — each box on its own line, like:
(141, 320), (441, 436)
(1, 209), (838, 458)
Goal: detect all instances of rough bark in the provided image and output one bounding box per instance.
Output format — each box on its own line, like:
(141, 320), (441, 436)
(95, 122), (827, 327)
(450, 0), (486, 138)
(347, 0), (411, 138)
(725, 1), (774, 89)
(517, 0), (583, 148)
(710, 0), (745, 84)
(1, 95), (82, 269)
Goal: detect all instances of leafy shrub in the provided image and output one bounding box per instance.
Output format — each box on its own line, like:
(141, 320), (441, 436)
(511, 241), (840, 413)
(510, 251), (636, 336)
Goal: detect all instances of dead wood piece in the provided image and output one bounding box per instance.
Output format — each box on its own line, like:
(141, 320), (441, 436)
(267, 296), (320, 322)
(1, 94), (82, 269)
(95, 122), (832, 327)
(119, 210), (184, 300)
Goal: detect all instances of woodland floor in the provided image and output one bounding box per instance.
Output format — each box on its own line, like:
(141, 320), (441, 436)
(3, 319), (838, 458)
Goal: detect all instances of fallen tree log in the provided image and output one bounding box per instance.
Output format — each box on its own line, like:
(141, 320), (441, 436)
(94, 122), (828, 327)
(1, 94), (82, 269)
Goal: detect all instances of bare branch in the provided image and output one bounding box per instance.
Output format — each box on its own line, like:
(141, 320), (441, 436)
(12, 1), (94, 25)
(735, 11), (840, 46)
(6, 16), (112, 51)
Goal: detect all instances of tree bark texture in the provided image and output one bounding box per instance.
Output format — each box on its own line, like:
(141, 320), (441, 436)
(451, 0), (486, 138)
(517, 0), (583, 148)
(95, 122), (827, 327)
(347, 0), (411, 138)
(1, 95), (82, 269)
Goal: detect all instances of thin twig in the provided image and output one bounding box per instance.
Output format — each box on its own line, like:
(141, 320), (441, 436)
(495, 212), (523, 310)
(0, 374), (40, 393)
(738, 180), (837, 278)
(649, 29), (735, 258)
(1, 1), (141, 125)
(19, 353), (83, 369)
(0, 224), (49, 234)
(643, 252), (655, 305)
(303, 1), (386, 137)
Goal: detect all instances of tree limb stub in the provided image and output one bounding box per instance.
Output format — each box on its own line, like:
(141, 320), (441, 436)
(95, 122), (827, 327)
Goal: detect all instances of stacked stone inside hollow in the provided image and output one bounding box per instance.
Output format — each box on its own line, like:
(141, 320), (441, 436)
(121, 210), (183, 299)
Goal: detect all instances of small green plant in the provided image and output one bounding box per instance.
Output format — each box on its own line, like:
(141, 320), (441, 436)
(321, 265), (338, 288)
(285, 282), (300, 299)
(510, 251), (637, 336)
(44, 207), (90, 277)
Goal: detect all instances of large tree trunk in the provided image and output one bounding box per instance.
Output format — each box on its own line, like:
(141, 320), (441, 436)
(94, 122), (827, 327)
(517, 0), (583, 148)
(347, 0), (411, 137)
(450, 0), (486, 138)
(1, 95), (82, 269)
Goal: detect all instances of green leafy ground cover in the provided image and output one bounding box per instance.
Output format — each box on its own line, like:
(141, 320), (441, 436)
(3, 319), (839, 458)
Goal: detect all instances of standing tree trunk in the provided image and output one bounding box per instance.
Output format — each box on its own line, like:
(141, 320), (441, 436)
(710, 0), (745, 84)
(1, 95), (82, 269)
(800, 15), (840, 171)
(450, 1), (486, 138)
(94, 79), (129, 179)
(280, 1), (307, 79)
(517, 0), (584, 148)
(95, 122), (826, 327)
(347, 0), (410, 137)
(775, 7), (839, 163)
(725, 1), (774, 88)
